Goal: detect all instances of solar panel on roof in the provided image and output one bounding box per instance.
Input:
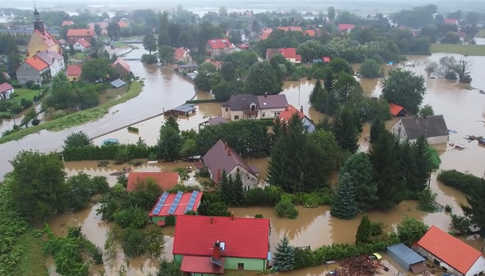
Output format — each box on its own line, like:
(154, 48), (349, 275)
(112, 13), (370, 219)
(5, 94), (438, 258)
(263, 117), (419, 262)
(184, 191), (199, 213)
(168, 191), (183, 215)
(152, 192), (169, 216)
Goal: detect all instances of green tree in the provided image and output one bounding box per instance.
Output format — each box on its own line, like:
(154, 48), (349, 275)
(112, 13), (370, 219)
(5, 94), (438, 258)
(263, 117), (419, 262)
(333, 107), (359, 153)
(370, 118), (386, 144)
(64, 131), (90, 150)
(328, 7), (336, 21)
(81, 58), (115, 82)
(158, 12), (170, 46)
(158, 261), (182, 276)
(418, 104), (434, 118)
(412, 136), (433, 192)
(275, 197), (298, 219)
(245, 61), (281, 95)
(356, 215), (372, 244)
(360, 59), (381, 78)
(329, 57), (353, 75)
(397, 217), (428, 246)
(159, 45), (174, 65)
(382, 69), (425, 114)
(10, 151), (67, 222)
(331, 172), (359, 219)
(143, 33), (157, 54)
(463, 182), (485, 236)
(340, 153), (377, 211)
(107, 21), (120, 40)
(273, 236), (295, 272)
(158, 117), (181, 161)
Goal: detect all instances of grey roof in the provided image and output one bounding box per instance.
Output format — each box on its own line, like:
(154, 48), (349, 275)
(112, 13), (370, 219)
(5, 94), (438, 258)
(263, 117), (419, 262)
(400, 115), (448, 140)
(202, 140), (256, 182)
(173, 103), (196, 113)
(387, 243), (425, 267)
(223, 94), (258, 111)
(257, 94), (288, 110)
(223, 94), (288, 111)
(36, 50), (62, 65)
(111, 79), (126, 88)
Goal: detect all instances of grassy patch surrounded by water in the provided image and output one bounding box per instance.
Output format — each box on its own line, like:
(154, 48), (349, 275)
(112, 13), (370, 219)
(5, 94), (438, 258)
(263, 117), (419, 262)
(431, 43), (485, 56)
(13, 232), (48, 276)
(0, 81), (143, 144)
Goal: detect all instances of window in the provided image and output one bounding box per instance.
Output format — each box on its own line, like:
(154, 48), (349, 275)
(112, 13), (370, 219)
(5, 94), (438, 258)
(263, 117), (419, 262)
(238, 263), (244, 270)
(225, 107), (228, 112)
(262, 112), (265, 117)
(234, 115), (239, 120)
(433, 259), (440, 266)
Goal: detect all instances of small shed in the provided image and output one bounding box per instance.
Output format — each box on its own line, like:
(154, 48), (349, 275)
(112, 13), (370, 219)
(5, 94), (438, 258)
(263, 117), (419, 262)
(387, 243), (426, 273)
(164, 103), (196, 116)
(111, 79), (126, 88)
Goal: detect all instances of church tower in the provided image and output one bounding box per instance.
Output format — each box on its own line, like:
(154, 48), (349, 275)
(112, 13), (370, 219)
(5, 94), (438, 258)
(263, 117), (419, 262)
(33, 8), (45, 34)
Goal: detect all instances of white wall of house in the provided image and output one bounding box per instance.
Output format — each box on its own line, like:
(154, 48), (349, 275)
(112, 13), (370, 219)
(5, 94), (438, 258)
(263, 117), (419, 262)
(0, 88), (14, 100)
(228, 166), (258, 190)
(222, 107), (285, 121)
(49, 56), (65, 77)
(415, 246), (464, 276)
(258, 107), (285, 119)
(466, 256), (485, 276)
(391, 120), (449, 145)
(73, 42), (87, 52)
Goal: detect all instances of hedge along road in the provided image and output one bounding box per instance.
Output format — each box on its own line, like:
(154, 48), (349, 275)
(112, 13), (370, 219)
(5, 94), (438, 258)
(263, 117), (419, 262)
(0, 46), (197, 180)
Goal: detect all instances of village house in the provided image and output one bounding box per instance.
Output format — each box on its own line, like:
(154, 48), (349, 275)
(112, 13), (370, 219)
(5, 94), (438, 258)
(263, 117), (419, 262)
(112, 58), (132, 78)
(415, 226), (485, 276)
(203, 140), (259, 190)
(66, 28), (95, 44)
(73, 38), (91, 52)
(338, 24), (356, 33)
(260, 28), (273, 40)
(0, 83), (14, 100)
(149, 191), (203, 226)
(36, 50), (65, 77)
(205, 58), (222, 70)
(266, 48), (302, 63)
(222, 94), (288, 121)
(88, 22), (108, 35)
(444, 18), (459, 25)
(118, 19), (129, 28)
(207, 38), (236, 57)
(391, 115), (449, 144)
(16, 55), (50, 85)
(389, 103), (407, 117)
(127, 171), (179, 192)
(277, 26), (303, 32)
(61, 20), (74, 27)
(174, 47), (191, 63)
(26, 9), (62, 57)
(66, 64), (82, 81)
(173, 215), (270, 274)
(278, 105), (316, 133)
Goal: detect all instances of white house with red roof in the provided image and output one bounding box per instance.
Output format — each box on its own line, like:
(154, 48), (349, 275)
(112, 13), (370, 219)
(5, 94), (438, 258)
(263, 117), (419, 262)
(415, 226), (485, 276)
(338, 24), (356, 33)
(67, 28), (95, 44)
(0, 83), (14, 100)
(36, 50), (65, 77)
(66, 64), (82, 81)
(260, 28), (273, 40)
(444, 18), (459, 25)
(61, 20), (74, 27)
(174, 47), (191, 63)
(207, 38), (235, 57)
(202, 140), (259, 189)
(266, 48), (302, 63)
(73, 38), (91, 52)
(112, 58), (132, 78)
(173, 215), (270, 274)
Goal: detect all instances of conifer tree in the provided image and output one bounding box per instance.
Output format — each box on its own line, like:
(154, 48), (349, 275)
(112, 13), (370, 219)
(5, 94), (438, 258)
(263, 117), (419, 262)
(232, 171), (244, 206)
(340, 153), (377, 211)
(356, 215), (372, 244)
(220, 171), (231, 204)
(273, 236), (295, 272)
(331, 172), (359, 219)
(333, 107), (359, 153)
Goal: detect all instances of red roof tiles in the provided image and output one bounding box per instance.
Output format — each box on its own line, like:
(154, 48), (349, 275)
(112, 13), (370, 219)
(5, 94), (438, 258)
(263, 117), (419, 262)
(279, 105), (304, 122)
(76, 38), (91, 48)
(260, 28), (273, 40)
(66, 64), (82, 78)
(417, 226), (483, 274)
(389, 103), (405, 116)
(174, 47), (188, 61)
(127, 172), (179, 192)
(67, 29), (94, 37)
(338, 24), (356, 32)
(180, 256), (224, 274)
(173, 215), (270, 259)
(25, 56), (49, 71)
(444, 18), (458, 25)
(304, 29), (316, 37)
(113, 58), (131, 73)
(0, 83), (13, 94)
(207, 39), (233, 49)
(62, 20), (74, 26)
(278, 26), (303, 32)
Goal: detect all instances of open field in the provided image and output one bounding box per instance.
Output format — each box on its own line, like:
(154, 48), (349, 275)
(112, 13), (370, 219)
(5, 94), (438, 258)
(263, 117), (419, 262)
(431, 43), (485, 56)
(0, 81), (143, 144)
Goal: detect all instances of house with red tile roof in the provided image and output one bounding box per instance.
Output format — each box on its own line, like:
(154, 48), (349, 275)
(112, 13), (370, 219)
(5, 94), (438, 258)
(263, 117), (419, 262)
(16, 55), (50, 85)
(0, 83), (14, 100)
(304, 29), (316, 37)
(118, 20), (129, 28)
(112, 58), (132, 78)
(338, 24), (356, 33)
(279, 105), (315, 133)
(260, 28), (273, 40)
(36, 50), (65, 77)
(221, 94), (288, 121)
(66, 64), (82, 81)
(127, 171), (179, 192)
(174, 47), (191, 63)
(444, 18), (458, 25)
(73, 38), (91, 52)
(415, 226), (485, 276)
(88, 22), (109, 35)
(149, 191), (203, 226)
(278, 26), (303, 32)
(27, 9), (62, 57)
(207, 38), (235, 57)
(67, 28), (95, 43)
(61, 20), (74, 27)
(389, 103), (406, 117)
(266, 48), (302, 63)
(202, 140), (258, 189)
(173, 215), (270, 274)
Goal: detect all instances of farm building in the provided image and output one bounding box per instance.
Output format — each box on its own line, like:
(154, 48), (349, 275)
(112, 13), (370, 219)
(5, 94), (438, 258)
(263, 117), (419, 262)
(164, 103), (196, 116)
(173, 215), (270, 274)
(127, 171), (179, 192)
(415, 226), (485, 276)
(391, 115), (449, 144)
(387, 243), (426, 273)
(149, 191), (203, 226)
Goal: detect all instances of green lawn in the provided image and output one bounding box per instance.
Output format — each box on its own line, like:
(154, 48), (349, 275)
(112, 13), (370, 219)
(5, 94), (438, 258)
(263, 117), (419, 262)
(13, 232), (48, 276)
(431, 43), (485, 56)
(9, 88), (41, 105)
(0, 81), (143, 144)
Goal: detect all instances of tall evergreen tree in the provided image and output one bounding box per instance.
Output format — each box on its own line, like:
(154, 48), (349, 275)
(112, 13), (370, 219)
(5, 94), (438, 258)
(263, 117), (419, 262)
(273, 236), (295, 272)
(220, 171), (231, 204)
(158, 117), (181, 161)
(463, 180), (485, 236)
(356, 215), (372, 244)
(413, 136), (432, 192)
(331, 172), (359, 219)
(158, 12), (170, 46)
(232, 171), (244, 206)
(340, 153), (377, 211)
(370, 118), (386, 144)
(333, 107), (359, 153)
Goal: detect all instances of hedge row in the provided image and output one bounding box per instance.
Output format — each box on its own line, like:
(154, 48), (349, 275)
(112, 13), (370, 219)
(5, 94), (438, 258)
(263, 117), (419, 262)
(437, 169), (484, 195)
(63, 144), (154, 161)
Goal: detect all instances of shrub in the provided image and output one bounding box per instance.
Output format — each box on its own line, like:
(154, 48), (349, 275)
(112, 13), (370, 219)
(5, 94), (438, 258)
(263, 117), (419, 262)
(141, 54), (158, 64)
(417, 188), (439, 212)
(113, 207), (148, 229)
(121, 227), (146, 257)
(360, 59), (382, 78)
(397, 217), (428, 246)
(165, 215), (176, 226)
(275, 198), (298, 219)
(438, 170), (483, 194)
(198, 167), (210, 178)
(244, 186), (282, 206)
(255, 214), (263, 218)
(450, 214), (472, 235)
